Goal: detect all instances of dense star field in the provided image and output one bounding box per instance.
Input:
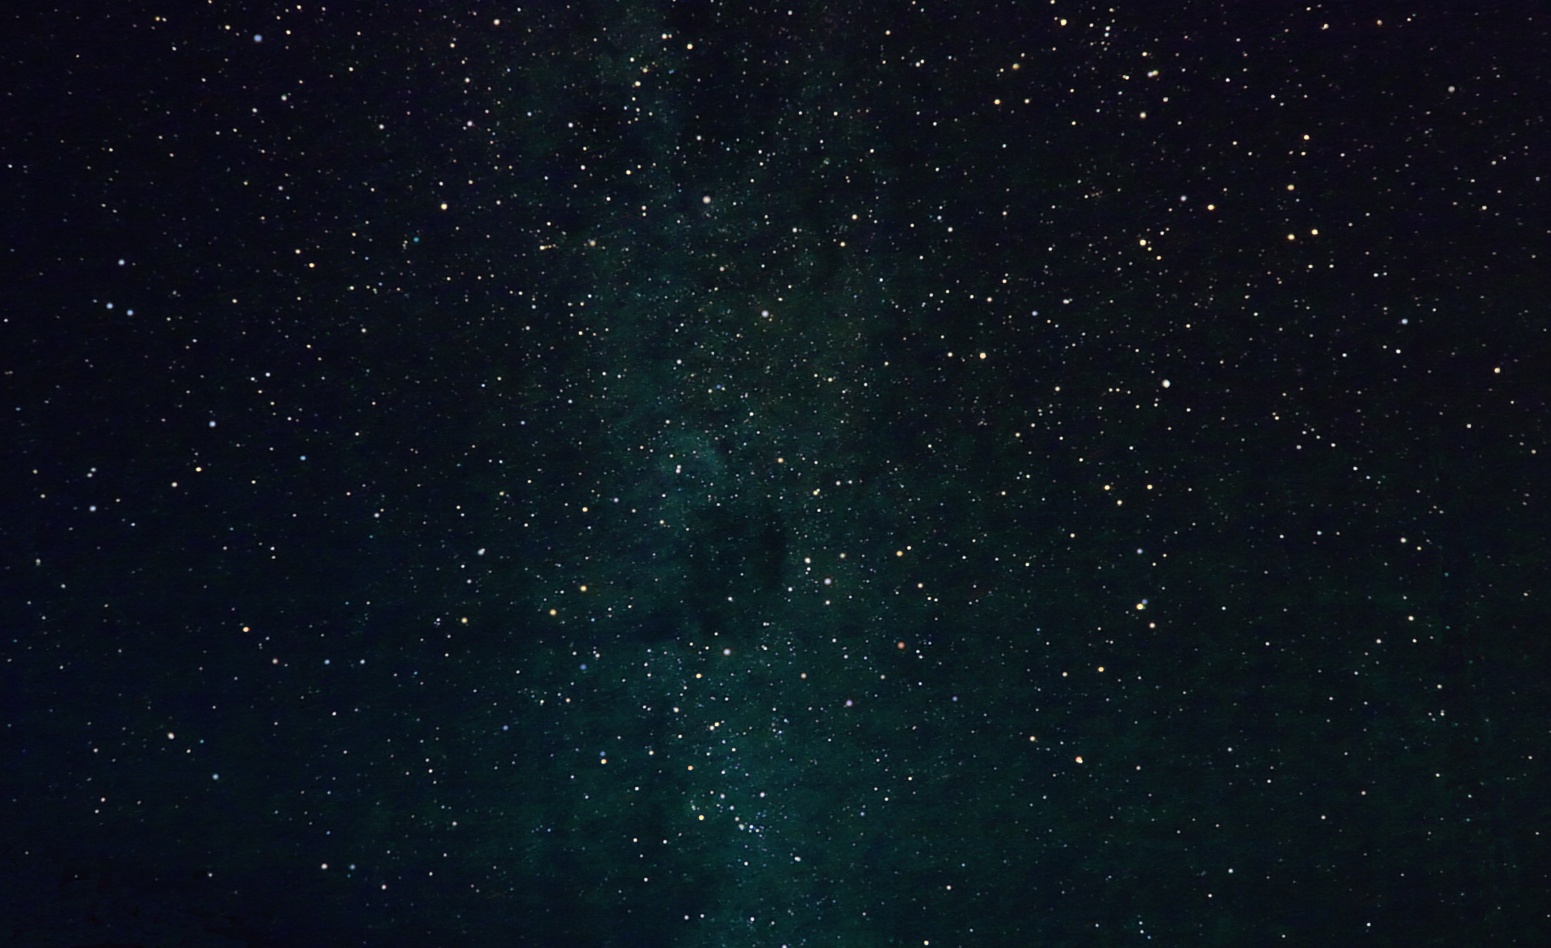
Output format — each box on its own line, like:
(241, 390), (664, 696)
(3, 3), (1547, 946)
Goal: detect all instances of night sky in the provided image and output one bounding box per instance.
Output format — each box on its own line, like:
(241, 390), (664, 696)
(4, 3), (1548, 946)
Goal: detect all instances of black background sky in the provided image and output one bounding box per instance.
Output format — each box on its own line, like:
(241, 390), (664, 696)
(3, 2), (1548, 946)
